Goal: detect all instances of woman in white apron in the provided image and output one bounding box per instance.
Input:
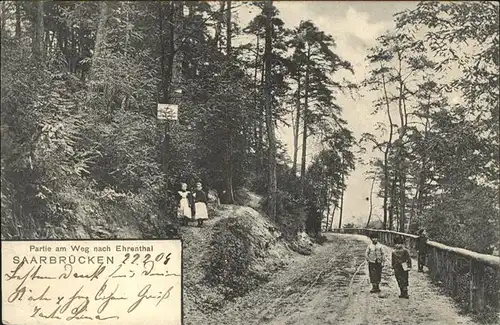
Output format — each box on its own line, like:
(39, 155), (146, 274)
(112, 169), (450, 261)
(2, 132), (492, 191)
(177, 183), (193, 226)
(192, 182), (209, 227)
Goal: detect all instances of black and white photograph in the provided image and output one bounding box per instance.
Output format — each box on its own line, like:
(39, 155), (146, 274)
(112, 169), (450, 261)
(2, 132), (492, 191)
(1, 1), (499, 325)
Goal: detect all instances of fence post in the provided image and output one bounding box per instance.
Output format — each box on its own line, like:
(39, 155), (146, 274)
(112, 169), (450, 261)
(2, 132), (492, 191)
(430, 247), (438, 280)
(470, 260), (485, 313)
(444, 251), (453, 295)
(438, 250), (444, 281)
(446, 252), (457, 297)
(451, 256), (458, 298)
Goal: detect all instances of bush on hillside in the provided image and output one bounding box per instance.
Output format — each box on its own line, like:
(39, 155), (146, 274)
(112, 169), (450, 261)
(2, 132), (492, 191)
(313, 234), (328, 245)
(204, 218), (263, 300)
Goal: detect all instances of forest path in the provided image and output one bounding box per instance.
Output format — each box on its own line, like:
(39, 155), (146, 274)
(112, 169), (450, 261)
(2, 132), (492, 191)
(189, 234), (479, 325)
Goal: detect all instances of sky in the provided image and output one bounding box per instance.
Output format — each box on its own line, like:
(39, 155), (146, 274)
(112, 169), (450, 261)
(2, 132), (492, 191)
(234, 1), (418, 226)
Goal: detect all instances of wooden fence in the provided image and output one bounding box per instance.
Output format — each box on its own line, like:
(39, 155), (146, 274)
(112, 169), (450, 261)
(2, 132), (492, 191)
(333, 228), (500, 319)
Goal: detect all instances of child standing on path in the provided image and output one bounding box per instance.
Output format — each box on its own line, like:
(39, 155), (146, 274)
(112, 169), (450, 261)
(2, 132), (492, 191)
(365, 233), (385, 293)
(177, 183), (193, 226)
(192, 182), (209, 227)
(392, 236), (412, 298)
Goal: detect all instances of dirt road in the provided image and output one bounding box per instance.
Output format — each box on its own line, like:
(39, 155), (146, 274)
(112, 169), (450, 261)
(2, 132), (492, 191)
(188, 234), (478, 325)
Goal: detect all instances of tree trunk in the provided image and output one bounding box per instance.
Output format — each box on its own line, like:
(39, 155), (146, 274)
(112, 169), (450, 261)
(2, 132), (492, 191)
(396, 56), (407, 233)
(330, 205), (337, 231)
(121, 2), (130, 110)
(409, 183), (419, 232)
(124, 3), (130, 52)
(15, 2), (21, 38)
(399, 173), (406, 232)
(49, 31), (56, 59)
(0, 2), (7, 37)
(226, 0), (231, 55)
(158, 1), (181, 210)
(33, 0), (45, 62)
(338, 163), (345, 229)
(223, 0), (234, 204)
(389, 172), (398, 230)
(224, 131), (235, 203)
(416, 102), (430, 215)
(338, 183), (344, 229)
(324, 185), (330, 232)
(325, 203), (330, 232)
(214, 1), (224, 50)
(88, 1), (108, 82)
(158, 2), (168, 215)
(324, 187), (335, 231)
(45, 29), (50, 56)
(366, 177), (375, 228)
(383, 151), (389, 229)
(292, 76), (301, 177)
(159, 3), (167, 101)
(264, 0), (277, 220)
(381, 68), (393, 229)
(253, 35), (260, 173)
(300, 45), (311, 189)
(258, 57), (265, 170)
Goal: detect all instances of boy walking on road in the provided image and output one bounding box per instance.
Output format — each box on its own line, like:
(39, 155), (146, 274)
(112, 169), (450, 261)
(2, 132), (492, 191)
(392, 236), (412, 298)
(366, 234), (385, 293)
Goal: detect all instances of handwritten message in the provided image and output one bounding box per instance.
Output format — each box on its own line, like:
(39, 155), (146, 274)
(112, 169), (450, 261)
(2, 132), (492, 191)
(1, 240), (182, 325)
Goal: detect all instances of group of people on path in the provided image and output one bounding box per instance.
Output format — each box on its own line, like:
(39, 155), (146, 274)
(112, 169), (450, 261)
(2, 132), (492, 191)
(176, 182), (209, 227)
(365, 229), (428, 298)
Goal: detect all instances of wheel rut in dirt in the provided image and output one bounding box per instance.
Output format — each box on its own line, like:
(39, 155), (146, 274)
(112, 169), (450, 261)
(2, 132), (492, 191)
(194, 235), (368, 325)
(258, 238), (367, 325)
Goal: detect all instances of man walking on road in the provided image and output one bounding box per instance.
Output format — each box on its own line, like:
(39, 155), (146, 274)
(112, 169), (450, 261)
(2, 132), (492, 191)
(417, 228), (428, 272)
(366, 233), (385, 293)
